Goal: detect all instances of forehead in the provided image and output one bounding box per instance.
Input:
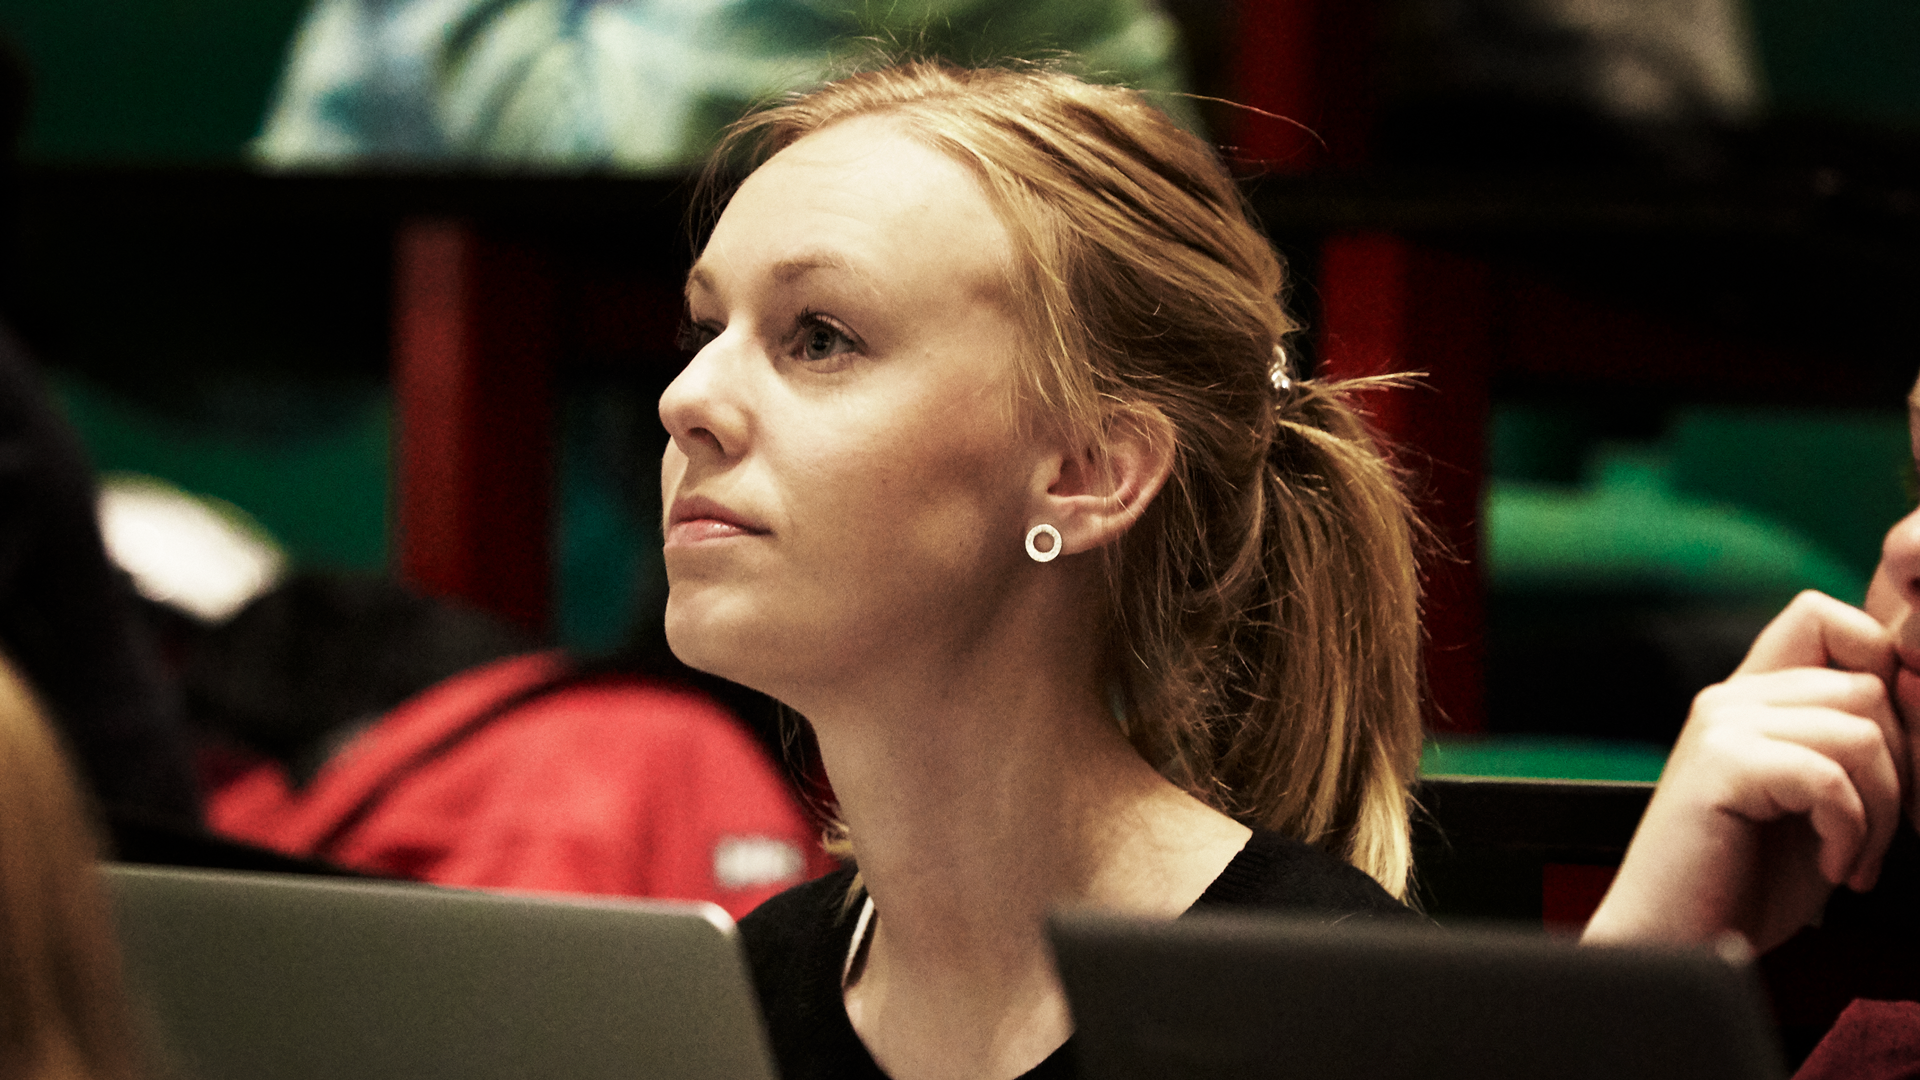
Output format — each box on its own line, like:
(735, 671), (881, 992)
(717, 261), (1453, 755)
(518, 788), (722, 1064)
(694, 116), (1014, 300)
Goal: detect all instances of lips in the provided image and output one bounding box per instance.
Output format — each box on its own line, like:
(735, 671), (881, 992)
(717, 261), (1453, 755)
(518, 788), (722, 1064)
(666, 494), (769, 547)
(1898, 644), (1920, 676)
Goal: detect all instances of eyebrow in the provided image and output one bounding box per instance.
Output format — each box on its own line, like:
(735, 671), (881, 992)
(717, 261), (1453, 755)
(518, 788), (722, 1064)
(684, 251), (872, 300)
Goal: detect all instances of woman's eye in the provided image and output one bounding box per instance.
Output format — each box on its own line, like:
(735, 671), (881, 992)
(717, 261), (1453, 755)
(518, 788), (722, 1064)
(796, 313), (858, 363)
(677, 320), (718, 354)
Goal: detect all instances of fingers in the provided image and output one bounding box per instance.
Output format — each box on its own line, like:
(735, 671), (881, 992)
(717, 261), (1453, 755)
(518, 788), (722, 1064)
(1732, 592), (1909, 806)
(1901, 666), (1920, 833)
(1599, 601), (1911, 950)
(1704, 713), (1889, 888)
(1739, 591), (1898, 685)
(1719, 667), (1900, 718)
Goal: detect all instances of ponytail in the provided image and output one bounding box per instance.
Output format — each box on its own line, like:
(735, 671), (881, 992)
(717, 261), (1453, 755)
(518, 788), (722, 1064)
(1246, 376), (1423, 895)
(1105, 371), (1424, 899)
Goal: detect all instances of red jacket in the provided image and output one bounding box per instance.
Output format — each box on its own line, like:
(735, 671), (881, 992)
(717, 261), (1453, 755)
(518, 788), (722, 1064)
(1794, 1000), (1920, 1080)
(205, 653), (833, 920)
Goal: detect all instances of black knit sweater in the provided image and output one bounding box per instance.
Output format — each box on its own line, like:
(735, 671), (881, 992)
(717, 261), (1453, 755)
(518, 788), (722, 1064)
(738, 830), (1416, 1080)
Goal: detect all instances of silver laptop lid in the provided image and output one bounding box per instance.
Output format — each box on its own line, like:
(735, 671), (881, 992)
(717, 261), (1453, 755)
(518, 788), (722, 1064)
(107, 865), (779, 1080)
(1051, 910), (1786, 1080)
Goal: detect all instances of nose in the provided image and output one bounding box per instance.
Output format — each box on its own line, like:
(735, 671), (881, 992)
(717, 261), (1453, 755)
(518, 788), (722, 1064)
(659, 334), (748, 463)
(1868, 506), (1920, 631)
(1873, 503), (1920, 588)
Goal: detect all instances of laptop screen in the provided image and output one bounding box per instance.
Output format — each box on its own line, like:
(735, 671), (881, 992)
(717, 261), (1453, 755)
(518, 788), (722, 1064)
(108, 864), (779, 1080)
(1051, 910), (1786, 1080)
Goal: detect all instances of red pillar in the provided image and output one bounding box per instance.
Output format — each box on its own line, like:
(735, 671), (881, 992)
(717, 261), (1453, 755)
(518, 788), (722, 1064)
(392, 219), (555, 633)
(1230, 0), (1378, 170)
(1317, 232), (1492, 733)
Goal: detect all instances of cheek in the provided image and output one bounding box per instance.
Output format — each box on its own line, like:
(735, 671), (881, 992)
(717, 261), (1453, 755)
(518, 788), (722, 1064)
(1896, 666), (1920, 732)
(800, 445), (1005, 571)
(785, 420), (1025, 603)
(889, 419), (1024, 546)
(1869, 560), (1920, 726)
(1867, 564), (1900, 627)
(1870, 509), (1920, 622)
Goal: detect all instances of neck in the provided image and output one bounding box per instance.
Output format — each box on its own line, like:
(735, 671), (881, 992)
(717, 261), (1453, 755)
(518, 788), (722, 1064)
(826, 669), (1166, 947)
(795, 612), (1250, 1080)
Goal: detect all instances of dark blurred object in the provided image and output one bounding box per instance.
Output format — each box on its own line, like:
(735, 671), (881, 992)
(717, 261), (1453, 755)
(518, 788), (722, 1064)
(179, 571), (535, 785)
(0, 33), (29, 157)
(1412, 776), (1651, 925)
(1414, 777), (1920, 1071)
(1376, 0), (1763, 175)
(0, 32), (29, 310)
(107, 803), (365, 877)
(1485, 594), (1770, 744)
(0, 322), (202, 825)
(1763, 827), (1920, 1067)
(0, 33), (196, 827)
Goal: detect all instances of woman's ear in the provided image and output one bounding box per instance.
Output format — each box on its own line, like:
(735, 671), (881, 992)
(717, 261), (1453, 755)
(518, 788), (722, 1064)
(1030, 406), (1176, 557)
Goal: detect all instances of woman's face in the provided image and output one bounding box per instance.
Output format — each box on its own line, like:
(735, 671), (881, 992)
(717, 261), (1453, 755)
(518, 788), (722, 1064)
(659, 116), (1044, 695)
(1865, 375), (1920, 724)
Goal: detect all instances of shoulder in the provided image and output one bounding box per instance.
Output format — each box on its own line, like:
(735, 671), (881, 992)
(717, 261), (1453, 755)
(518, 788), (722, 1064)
(737, 867), (860, 981)
(735, 868), (884, 1080)
(1191, 830), (1417, 922)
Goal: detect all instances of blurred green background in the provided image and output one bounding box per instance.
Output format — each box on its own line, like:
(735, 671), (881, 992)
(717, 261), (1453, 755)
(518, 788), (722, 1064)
(1, 0), (1915, 163)
(1, 0), (1915, 777)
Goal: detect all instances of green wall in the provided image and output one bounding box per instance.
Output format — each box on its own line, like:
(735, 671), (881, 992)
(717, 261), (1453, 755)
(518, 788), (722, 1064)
(1750, 0), (1920, 126)
(54, 373), (391, 570)
(0, 0), (307, 161)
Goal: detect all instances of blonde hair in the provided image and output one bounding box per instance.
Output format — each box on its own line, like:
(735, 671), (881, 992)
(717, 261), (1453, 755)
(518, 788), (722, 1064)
(0, 656), (140, 1080)
(711, 60), (1425, 897)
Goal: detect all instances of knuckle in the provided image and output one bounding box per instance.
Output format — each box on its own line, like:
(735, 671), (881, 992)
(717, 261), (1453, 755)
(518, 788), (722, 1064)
(1784, 590), (1832, 619)
(1693, 721), (1753, 761)
(1838, 671), (1892, 715)
(1835, 721), (1884, 759)
(1811, 766), (1858, 809)
(1693, 681), (1745, 714)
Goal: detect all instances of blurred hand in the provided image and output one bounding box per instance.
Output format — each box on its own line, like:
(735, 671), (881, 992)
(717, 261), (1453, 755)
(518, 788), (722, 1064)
(1582, 591), (1906, 954)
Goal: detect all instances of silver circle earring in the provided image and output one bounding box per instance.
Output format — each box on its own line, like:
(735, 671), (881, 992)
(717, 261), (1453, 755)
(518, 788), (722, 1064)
(1025, 523), (1063, 563)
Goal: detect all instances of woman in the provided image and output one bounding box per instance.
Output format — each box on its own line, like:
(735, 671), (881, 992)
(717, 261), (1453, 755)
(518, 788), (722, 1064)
(660, 60), (1424, 1079)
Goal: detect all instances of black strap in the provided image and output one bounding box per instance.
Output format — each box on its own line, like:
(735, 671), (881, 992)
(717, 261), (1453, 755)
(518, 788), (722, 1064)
(309, 665), (579, 860)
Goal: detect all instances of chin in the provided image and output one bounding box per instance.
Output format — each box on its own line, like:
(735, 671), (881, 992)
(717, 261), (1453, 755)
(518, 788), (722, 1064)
(662, 589), (779, 691)
(662, 596), (728, 674)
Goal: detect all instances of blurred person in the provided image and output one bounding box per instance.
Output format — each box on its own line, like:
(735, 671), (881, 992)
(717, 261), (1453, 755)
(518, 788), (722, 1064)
(0, 651), (142, 1080)
(0, 329), (202, 828)
(98, 476), (828, 917)
(0, 36), (200, 830)
(1583, 369), (1920, 1077)
(154, 557), (833, 919)
(252, 0), (1199, 172)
